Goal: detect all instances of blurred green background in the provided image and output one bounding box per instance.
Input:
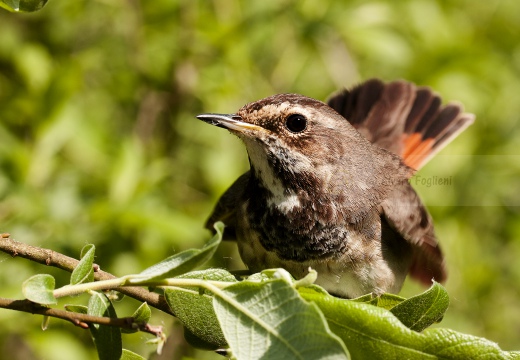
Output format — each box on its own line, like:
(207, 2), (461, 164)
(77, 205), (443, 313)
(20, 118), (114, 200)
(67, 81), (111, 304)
(0, 0), (519, 359)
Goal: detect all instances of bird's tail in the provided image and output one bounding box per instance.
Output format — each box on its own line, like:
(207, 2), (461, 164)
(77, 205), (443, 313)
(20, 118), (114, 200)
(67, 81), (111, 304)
(327, 78), (475, 170)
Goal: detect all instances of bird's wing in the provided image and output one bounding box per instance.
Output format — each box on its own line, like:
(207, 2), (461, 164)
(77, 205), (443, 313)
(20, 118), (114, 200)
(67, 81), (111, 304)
(327, 79), (474, 170)
(381, 183), (447, 285)
(205, 171), (250, 240)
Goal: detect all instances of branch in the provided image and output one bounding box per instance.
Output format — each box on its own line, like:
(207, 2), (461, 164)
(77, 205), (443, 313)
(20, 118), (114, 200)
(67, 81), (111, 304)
(0, 297), (163, 337)
(0, 234), (174, 316)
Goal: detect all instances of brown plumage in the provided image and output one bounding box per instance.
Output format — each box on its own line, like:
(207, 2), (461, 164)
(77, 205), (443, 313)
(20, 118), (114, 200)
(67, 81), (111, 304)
(198, 79), (474, 298)
(328, 79), (474, 169)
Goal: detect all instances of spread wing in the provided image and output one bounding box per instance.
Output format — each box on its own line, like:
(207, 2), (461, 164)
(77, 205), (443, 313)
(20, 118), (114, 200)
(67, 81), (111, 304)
(327, 78), (474, 170)
(205, 171), (250, 240)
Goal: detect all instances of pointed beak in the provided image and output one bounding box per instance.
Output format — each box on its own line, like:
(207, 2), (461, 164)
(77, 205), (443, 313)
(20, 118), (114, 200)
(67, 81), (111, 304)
(196, 113), (263, 133)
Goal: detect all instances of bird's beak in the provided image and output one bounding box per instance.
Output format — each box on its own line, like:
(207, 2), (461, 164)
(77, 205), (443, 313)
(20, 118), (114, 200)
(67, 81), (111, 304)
(196, 113), (263, 133)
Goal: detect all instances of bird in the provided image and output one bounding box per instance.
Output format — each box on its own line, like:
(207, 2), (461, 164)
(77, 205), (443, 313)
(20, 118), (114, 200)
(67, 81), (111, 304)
(196, 79), (474, 298)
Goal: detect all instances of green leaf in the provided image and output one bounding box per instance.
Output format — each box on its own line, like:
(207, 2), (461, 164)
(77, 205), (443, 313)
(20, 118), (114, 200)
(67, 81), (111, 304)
(177, 268), (238, 283)
(351, 293), (406, 310)
(213, 279), (350, 360)
(22, 274), (57, 305)
(164, 268), (237, 349)
(350, 294), (374, 303)
(64, 304), (88, 314)
(420, 328), (519, 359)
(121, 302), (151, 334)
(121, 349), (146, 360)
(41, 315), (50, 330)
(132, 222), (223, 283)
(70, 244), (95, 285)
(390, 282), (449, 332)
(167, 287), (225, 349)
(0, 0), (48, 12)
(132, 302), (151, 324)
(182, 327), (224, 351)
(301, 288), (516, 360)
(88, 292), (122, 360)
(371, 293), (406, 310)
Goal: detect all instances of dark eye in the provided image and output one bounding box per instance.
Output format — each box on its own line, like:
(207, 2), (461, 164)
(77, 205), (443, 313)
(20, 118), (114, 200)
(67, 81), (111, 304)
(285, 114), (307, 133)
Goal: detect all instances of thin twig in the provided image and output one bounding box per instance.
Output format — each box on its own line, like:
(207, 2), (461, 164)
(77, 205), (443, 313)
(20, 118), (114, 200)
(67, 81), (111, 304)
(0, 297), (163, 337)
(0, 235), (174, 316)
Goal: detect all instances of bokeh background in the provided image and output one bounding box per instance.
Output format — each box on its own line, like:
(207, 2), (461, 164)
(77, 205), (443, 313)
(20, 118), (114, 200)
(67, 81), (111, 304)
(1, 1), (519, 359)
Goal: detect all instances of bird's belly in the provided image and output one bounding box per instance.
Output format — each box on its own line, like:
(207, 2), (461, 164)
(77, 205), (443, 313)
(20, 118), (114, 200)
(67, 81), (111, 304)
(236, 225), (407, 298)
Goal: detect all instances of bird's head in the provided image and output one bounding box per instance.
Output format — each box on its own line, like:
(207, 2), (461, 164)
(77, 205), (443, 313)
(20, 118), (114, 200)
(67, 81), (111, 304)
(197, 94), (371, 191)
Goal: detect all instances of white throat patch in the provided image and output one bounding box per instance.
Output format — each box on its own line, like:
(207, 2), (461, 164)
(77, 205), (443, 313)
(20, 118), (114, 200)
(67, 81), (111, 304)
(242, 137), (308, 213)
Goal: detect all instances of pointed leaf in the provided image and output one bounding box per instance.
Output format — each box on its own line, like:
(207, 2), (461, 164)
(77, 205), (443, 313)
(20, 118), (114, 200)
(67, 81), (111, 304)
(183, 327), (225, 351)
(41, 315), (50, 330)
(132, 302), (151, 324)
(164, 268), (237, 349)
(213, 279), (350, 360)
(301, 288), (516, 360)
(88, 292), (122, 360)
(121, 302), (151, 334)
(70, 244), (95, 285)
(22, 274), (57, 305)
(390, 282), (449, 331)
(132, 222), (223, 283)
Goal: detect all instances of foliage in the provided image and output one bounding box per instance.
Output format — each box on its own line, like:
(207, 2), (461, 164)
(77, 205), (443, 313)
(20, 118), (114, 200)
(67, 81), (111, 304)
(12, 230), (520, 359)
(0, 0), (520, 358)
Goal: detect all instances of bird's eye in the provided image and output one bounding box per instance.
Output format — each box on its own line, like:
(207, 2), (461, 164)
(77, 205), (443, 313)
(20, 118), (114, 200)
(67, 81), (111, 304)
(285, 114), (307, 133)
